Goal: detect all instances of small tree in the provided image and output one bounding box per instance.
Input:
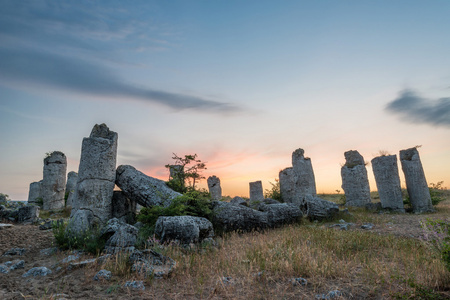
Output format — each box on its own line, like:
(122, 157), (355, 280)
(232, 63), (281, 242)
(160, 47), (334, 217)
(165, 153), (207, 192)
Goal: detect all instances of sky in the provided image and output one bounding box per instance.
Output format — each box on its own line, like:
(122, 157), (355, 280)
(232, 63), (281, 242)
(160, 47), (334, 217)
(1, 0), (449, 200)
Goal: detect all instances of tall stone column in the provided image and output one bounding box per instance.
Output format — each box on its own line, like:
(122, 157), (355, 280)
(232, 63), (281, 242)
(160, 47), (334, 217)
(371, 155), (404, 212)
(27, 181), (42, 205)
(65, 171), (78, 208)
(207, 175), (222, 201)
(279, 167), (296, 204)
(292, 148), (317, 199)
(42, 151), (67, 210)
(399, 147), (433, 213)
(249, 180), (264, 205)
(71, 123), (118, 231)
(341, 150), (371, 207)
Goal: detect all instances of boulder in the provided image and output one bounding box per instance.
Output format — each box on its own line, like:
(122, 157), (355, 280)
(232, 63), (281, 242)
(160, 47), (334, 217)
(17, 206), (40, 223)
(129, 249), (176, 278)
(258, 203), (303, 227)
(303, 195), (339, 221)
(230, 196), (248, 207)
(100, 218), (138, 253)
(155, 216), (214, 244)
(115, 165), (181, 208)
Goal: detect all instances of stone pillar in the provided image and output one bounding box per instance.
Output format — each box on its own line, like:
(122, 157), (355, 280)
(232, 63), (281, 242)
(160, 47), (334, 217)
(399, 147), (433, 213)
(42, 151), (67, 210)
(65, 171), (78, 208)
(27, 181), (42, 205)
(207, 175), (222, 201)
(371, 155), (405, 212)
(71, 123), (118, 229)
(341, 150), (371, 207)
(249, 180), (264, 206)
(292, 148), (317, 199)
(279, 167), (296, 204)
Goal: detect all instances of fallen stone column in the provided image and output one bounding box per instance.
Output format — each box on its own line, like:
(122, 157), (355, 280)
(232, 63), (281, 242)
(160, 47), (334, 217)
(292, 148), (317, 198)
(70, 124), (118, 232)
(65, 171), (78, 208)
(371, 155), (405, 212)
(211, 201), (268, 232)
(207, 176), (222, 201)
(116, 165), (181, 208)
(27, 181), (42, 205)
(341, 150), (371, 207)
(42, 151), (67, 210)
(400, 147), (433, 213)
(303, 195), (339, 221)
(155, 216), (214, 244)
(279, 167), (296, 204)
(258, 203), (303, 228)
(249, 180), (264, 207)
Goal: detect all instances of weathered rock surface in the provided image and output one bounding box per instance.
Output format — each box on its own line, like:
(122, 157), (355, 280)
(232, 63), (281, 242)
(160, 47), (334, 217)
(70, 124), (118, 230)
(292, 148), (317, 198)
(341, 150), (371, 207)
(230, 196), (248, 207)
(303, 195), (339, 221)
(371, 155), (405, 212)
(27, 181), (42, 205)
(17, 206), (40, 223)
(249, 181), (264, 207)
(129, 249), (176, 278)
(22, 266), (52, 277)
(212, 200), (268, 232)
(100, 218), (138, 254)
(93, 269), (111, 281)
(400, 147), (433, 213)
(111, 191), (136, 224)
(258, 203), (303, 227)
(279, 167), (296, 204)
(115, 165), (181, 208)
(207, 176), (222, 201)
(65, 171), (78, 208)
(42, 151), (67, 210)
(155, 216), (214, 244)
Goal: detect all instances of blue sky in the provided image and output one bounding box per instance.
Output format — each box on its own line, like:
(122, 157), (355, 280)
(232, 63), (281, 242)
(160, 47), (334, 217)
(1, 0), (449, 200)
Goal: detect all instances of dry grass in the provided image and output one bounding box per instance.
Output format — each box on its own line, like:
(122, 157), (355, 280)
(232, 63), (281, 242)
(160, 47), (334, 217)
(99, 199), (450, 299)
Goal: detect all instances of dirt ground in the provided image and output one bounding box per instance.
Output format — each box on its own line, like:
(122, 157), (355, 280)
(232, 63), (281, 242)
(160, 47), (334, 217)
(0, 206), (449, 299)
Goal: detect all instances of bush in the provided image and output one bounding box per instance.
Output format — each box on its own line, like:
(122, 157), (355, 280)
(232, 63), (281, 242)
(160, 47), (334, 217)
(53, 221), (106, 255)
(137, 189), (213, 228)
(264, 179), (282, 202)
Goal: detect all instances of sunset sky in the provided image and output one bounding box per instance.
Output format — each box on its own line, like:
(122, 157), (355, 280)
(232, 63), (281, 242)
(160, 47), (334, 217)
(1, 0), (449, 200)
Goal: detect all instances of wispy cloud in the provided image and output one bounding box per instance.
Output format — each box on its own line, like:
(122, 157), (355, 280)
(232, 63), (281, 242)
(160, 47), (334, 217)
(0, 0), (241, 114)
(385, 89), (450, 128)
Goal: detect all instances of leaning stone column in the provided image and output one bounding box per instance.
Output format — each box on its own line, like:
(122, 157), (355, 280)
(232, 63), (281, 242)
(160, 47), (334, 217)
(399, 147), (433, 213)
(292, 148), (317, 199)
(279, 167), (296, 204)
(65, 171), (78, 208)
(42, 151), (67, 210)
(371, 155), (405, 212)
(27, 181), (42, 205)
(207, 175), (222, 201)
(71, 123), (118, 230)
(341, 150), (371, 207)
(249, 180), (264, 206)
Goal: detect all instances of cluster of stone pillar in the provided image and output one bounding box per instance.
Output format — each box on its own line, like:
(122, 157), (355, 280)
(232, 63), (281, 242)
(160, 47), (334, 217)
(279, 148), (317, 205)
(341, 147), (433, 213)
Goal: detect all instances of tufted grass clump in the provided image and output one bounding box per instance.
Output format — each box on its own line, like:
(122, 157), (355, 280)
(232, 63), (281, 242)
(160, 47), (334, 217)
(52, 221), (106, 255)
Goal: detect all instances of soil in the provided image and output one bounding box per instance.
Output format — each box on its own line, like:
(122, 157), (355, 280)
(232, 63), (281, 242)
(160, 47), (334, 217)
(0, 207), (449, 299)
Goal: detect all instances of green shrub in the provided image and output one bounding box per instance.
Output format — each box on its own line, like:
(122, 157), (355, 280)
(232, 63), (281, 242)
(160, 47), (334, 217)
(264, 179), (282, 202)
(420, 218), (450, 272)
(52, 221), (106, 255)
(137, 189), (213, 228)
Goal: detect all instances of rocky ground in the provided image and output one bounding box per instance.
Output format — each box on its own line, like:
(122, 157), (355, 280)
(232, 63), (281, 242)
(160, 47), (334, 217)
(0, 203), (449, 299)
